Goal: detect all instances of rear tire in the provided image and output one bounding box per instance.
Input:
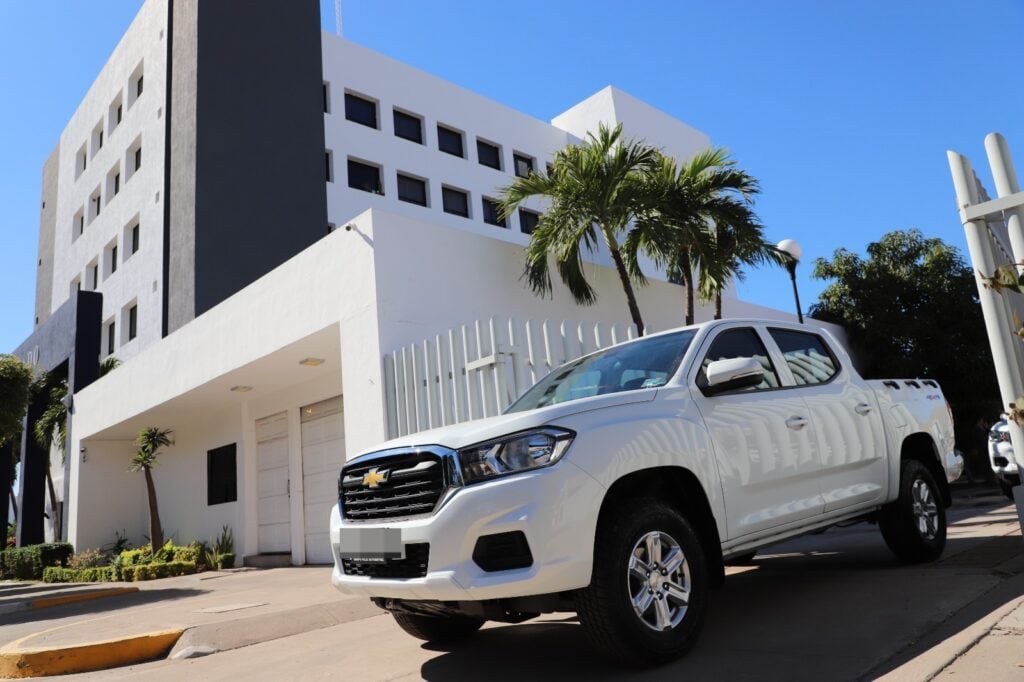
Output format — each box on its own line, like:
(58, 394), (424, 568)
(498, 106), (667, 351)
(879, 459), (947, 563)
(391, 611), (484, 643)
(576, 500), (709, 667)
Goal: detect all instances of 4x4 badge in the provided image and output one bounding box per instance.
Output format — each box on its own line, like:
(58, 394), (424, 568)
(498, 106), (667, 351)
(362, 468), (390, 489)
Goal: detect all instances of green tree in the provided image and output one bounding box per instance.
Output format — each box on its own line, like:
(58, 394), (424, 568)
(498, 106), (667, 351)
(810, 229), (999, 449)
(625, 148), (773, 325)
(498, 123), (659, 335)
(130, 427), (174, 551)
(0, 355), (33, 448)
(33, 377), (68, 537)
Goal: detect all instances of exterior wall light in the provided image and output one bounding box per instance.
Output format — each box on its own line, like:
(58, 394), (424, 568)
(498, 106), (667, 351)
(299, 357), (325, 366)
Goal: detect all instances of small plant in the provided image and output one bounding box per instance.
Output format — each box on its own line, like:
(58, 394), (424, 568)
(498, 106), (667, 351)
(68, 548), (106, 569)
(204, 525), (235, 570)
(102, 529), (132, 557)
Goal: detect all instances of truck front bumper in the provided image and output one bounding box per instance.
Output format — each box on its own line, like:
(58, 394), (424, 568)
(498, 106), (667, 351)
(329, 460), (604, 602)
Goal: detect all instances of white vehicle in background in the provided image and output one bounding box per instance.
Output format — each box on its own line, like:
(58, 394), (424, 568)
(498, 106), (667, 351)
(330, 319), (962, 666)
(988, 417), (1021, 499)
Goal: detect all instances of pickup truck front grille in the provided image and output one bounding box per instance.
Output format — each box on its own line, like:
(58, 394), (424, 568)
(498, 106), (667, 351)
(339, 451), (445, 521)
(341, 543), (429, 579)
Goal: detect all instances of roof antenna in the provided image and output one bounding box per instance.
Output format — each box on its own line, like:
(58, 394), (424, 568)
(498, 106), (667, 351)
(334, 0), (343, 36)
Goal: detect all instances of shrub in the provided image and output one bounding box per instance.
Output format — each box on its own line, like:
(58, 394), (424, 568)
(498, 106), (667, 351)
(119, 547), (152, 568)
(0, 542), (74, 580)
(43, 566), (116, 583)
(173, 542), (203, 565)
(123, 560), (196, 582)
(68, 548), (107, 569)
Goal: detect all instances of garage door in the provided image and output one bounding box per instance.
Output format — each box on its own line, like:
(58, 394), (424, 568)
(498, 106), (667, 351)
(301, 396), (345, 564)
(256, 412), (290, 554)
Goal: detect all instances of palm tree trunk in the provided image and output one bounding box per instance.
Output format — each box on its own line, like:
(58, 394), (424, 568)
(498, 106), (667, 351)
(143, 468), (163, 552)
(680, 250), (695, 326)
(45, 468), (61, 539)
(603, 229), (645, 335)
(714, 292), (723, 320)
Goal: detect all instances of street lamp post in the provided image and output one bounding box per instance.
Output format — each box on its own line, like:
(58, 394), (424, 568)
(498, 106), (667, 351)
(777, 239), (804, 324)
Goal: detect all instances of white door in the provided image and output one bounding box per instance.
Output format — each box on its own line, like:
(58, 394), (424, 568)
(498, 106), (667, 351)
(256, 412), (291, 554)
(690, 326), (825, 539)
(301, 396), (345, 564)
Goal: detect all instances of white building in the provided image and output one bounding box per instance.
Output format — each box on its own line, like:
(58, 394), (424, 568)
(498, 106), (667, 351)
(9, 0), (824, 564)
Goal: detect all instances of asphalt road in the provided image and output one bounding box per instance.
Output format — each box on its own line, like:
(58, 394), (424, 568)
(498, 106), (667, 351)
(66, 491), (1023, 681)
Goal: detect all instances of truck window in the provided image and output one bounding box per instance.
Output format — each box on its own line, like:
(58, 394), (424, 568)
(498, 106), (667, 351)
(698, 328), (779, 391)
(768, 329), (839, 385)
(507, 331), (696, 412)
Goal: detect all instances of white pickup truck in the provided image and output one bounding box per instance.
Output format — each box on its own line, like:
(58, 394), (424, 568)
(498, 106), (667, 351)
(330, 319), (962, 666)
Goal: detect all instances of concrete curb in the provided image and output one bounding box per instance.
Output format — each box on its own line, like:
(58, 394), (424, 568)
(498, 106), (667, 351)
(0, 587), (139, 617)
(0, 629), (183, 679)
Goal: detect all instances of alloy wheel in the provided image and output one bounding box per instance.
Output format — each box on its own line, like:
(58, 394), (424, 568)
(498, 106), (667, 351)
(627, 531), (691, 632)
(911, 478), (939, 540)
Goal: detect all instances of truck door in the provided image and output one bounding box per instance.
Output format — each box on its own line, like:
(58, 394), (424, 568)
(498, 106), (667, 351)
(765, 328), (887, 512)
(690, 326), (825, 539)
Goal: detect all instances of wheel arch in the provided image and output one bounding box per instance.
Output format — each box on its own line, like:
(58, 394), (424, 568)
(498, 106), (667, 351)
(900, 432), (952, 507)
(596, 466), (725, 588)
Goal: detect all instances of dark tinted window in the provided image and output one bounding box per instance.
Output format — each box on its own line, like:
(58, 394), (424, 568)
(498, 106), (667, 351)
(107, 322), (115, 354)
(482, 198), (506, 227)
(509, 331), (696, 412)
(437, 125), (464, 157)
(207, 444), (237, 505)
(699, 328), (779, 391)
(397, 173), (427, 206)
(131, 224), (139, 253)
(128, 305), (137, 340)
(393, 110), (423, 144)
(442, 187), (469, 217)
(345, 93), (378, 128)
(477, 140), (501, 169)
(769, 329), (839, 385)
(513, 153), (534, 178)
(519, 209), (540, 234)
(347, 159), (383, 194)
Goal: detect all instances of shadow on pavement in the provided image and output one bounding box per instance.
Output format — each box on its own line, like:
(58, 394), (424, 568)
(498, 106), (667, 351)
(1, 587), (207, 628)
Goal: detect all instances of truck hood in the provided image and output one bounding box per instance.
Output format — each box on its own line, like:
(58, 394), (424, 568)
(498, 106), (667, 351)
(353, 389), (659, 458)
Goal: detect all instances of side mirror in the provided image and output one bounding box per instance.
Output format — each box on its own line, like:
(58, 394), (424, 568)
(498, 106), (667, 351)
(705, 357), (764, 395)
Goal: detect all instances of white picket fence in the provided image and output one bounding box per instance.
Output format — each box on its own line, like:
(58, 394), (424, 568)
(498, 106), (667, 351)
(383, 317), (643, 439)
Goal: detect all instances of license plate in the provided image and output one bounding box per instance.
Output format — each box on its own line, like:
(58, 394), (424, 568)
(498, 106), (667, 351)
(333, 527), (404, 560)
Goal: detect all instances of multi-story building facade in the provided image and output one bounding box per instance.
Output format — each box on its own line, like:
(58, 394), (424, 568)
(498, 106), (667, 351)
(8, 0), (826, 562)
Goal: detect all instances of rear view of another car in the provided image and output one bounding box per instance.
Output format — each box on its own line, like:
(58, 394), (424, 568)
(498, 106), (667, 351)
(988, 418), (1020, 499)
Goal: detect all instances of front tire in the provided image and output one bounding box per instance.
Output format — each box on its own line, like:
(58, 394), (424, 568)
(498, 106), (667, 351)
(879, 459), (947, 563)
(391, 611), (484, 643)
(576, 500), (709, 667)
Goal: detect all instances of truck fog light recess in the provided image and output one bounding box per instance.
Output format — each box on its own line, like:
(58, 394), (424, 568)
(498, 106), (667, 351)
(473, 531), (533, 572)
(458, 427), (574, 484)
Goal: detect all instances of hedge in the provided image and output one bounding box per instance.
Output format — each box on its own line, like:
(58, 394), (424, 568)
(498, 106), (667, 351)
(42, 566), (116, 583)
(0, 542), (74, 580)
(122, 560), (197, 582)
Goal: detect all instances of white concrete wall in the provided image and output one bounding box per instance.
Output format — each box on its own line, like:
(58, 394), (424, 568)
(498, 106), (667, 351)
(51, 0), (166, 364)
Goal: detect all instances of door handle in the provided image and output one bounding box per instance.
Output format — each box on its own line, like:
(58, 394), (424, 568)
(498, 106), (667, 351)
(855, 403), (872, 416)
(785, 416), (808, 430)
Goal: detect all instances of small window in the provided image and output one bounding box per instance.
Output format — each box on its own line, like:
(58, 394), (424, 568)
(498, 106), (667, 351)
(322, 82), (330, 113)
(75, 144), (87, 178)
(345, 92), (378, 128)
(127, 62), (144, 108)
(90, 122), (103, 158)
(442, 186), (469, 217)
(111, 245), (118, 273)
(128, 305), (138, 341)
(108, 92), (123, 134)
(477, 139), (501, 170)
(393, 109), (423, 144)
(106, 320), (116, 356)
(397, 173), (428, 206)
(136, 74), (143, 97)
(69, 276), (81, 296)
(88, 187), (102, 221)
(768, 329), (839, 386)
(347, 158), (383, 194)
(518, 208), (540, 235)
(72, 208), (85, 241)
(131, 223), (139, 254)
(116, 104), (122, 124)
(207, 443), (237, 505)
(325, 150), (334, 182)
(513, 153), (534, 178)
(482, 198), (506, 227)
(134, 147), (141, 172)
(698, 328), (780, 393)
(113, 173), (120, 195)
(90, 262), (99, 290)
(437, 125), (464, 158)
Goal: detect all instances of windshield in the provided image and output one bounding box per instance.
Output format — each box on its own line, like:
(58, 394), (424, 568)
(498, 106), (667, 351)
(507, 330), (696, 413)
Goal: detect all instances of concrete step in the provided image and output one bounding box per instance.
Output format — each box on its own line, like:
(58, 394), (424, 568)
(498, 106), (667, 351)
(242, 553), (292, 569)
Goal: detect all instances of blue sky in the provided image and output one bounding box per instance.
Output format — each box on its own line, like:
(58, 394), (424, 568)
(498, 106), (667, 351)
(2, 1), (1022, 352)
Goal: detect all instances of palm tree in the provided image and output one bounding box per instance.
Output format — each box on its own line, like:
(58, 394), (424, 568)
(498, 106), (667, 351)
(33, 378), (68, 538)
(626, 148), (766, 325)
(697, 215), (786, 320)
(498, 123), (659, 335)
(130, 427), (174, 552)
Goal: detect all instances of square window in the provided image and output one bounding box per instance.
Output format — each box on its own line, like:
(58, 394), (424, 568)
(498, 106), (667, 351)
(397, 173), (427, 206)
(207, 443), (237, 505)
(437, 125), (464, 158)
(442, 186), (470, 218)
(513, 153), (534, 178)
(519, 208), (540, 234)
(482, 198), (506, 227)
(347, 159), (383, 194)
(393, 109), (423, 144)
(345, 92), (378, 128)
(477, 139), (501, 170)
(128, 305), (137, 340)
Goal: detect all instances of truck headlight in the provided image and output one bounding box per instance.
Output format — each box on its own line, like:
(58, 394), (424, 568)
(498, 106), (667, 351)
(459, 427), (575, 484)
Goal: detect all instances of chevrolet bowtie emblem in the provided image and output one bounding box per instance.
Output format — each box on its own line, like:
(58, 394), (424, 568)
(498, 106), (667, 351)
(362, 468), (390, 489)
